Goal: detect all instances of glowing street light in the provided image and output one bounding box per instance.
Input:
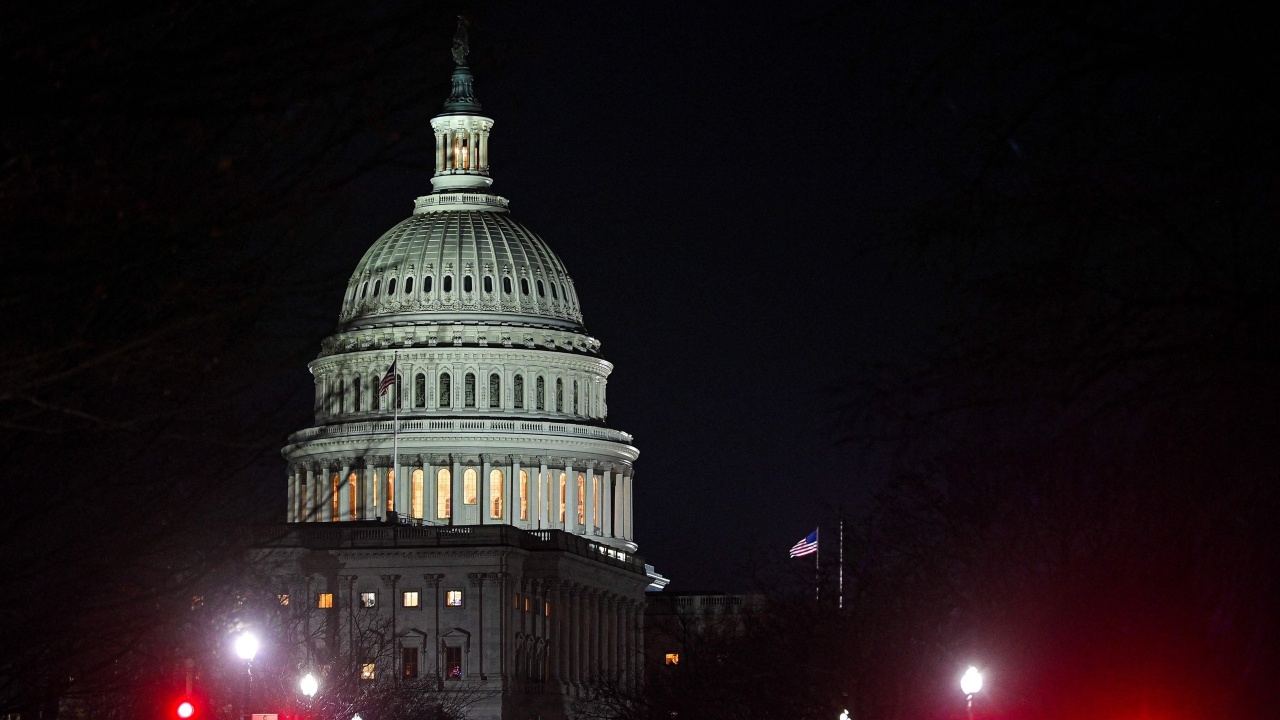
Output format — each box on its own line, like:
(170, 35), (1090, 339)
(960, 666), (983, 719)
(300, 673), (319, 699)
(234, 632), (260, 661)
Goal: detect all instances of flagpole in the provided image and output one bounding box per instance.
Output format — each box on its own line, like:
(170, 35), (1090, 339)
(839, 518), (844, 610)
(391, 351), (398, 523)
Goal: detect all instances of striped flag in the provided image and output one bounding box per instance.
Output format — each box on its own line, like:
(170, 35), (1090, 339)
(789, 529), (818, 558)
(378, 360), (397, 396)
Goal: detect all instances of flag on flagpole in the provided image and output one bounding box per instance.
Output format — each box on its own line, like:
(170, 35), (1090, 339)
(789, 529), (818, 558)
(378, 360), (397, 395)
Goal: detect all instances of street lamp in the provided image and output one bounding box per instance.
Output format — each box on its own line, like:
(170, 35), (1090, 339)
(300, 673), (318, 699)
(234, 632), (259, 720)
(960, 666), (983, 719)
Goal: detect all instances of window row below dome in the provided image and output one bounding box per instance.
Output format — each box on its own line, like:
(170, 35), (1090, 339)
(349, 272), (577, 309)
(318, 370), (604, 419)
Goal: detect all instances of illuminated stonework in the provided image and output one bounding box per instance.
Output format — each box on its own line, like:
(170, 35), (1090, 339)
(264, 30), (664, 720)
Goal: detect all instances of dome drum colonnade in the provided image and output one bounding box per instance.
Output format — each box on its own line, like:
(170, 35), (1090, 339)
(281, 38), (641, 555)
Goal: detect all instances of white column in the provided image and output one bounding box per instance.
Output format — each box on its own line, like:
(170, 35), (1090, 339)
(286, 468), (297, 523)
(481, 456), (492, 524)
(364, 466), (376, 520)
(510, 457), (520, 525)
(424, 459), (437, 522)
(601, 468), (613, 538)
(451, 458), (463, 525)
(338, 463), (352, 521)
(622, 473), (632, 540)
(538, 461), (549, 528)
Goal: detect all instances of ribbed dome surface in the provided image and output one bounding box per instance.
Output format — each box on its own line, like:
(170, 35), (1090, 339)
(339, 209), (584, 329)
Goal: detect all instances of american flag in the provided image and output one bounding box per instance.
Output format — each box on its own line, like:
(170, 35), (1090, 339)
(789, 529), (818, 558)
(378, 360), (397, 396)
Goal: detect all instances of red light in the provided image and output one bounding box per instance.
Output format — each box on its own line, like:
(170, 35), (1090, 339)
(176, 701), (195, 718)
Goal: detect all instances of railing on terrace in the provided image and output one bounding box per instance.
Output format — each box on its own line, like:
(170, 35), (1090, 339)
(290, 418), (632, 444)
(255, 523), (644, 574)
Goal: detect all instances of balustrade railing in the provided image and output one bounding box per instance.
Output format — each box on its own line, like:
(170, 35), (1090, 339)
(290, 418), (632, 444)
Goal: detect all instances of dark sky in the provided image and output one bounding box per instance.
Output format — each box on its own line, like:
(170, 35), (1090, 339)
(331, 2), (941, 590)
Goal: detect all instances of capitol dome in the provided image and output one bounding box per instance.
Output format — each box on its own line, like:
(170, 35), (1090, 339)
(338, 200), (584, 331)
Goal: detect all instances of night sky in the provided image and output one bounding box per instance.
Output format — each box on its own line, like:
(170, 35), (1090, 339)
(335, 2), (939, 590)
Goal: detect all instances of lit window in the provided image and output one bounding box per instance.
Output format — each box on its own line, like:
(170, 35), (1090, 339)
(559, 473), (567, 523)
(402, 591), (420, 607)
(545, 601), (551, 616)
(318, 593), (333, 609)
(437, 468), (451, 519)
(514, 375), (524, 409)
(411, 468), (424, 519)
(384, 469), (392, 512)
(489, 373), (500, 408)
(490, 469), (504, 519)
(361, 592), (376, 608)
(464, 468), (478, 505)
(464, 373), (476, 407)
(519, 470), (529, 520)
(347, 472), (359, 521)
(577, 474), (586, 525)
(277, 594), (290, 606)
(331, 473), (339, 519)
(361, 663), (376, 680)
(446, 590), (463, 607)
(525, 597), (531, 612)
(665, 653), (680, 666)
(513, 593), (521, 609)
(402, 648), (419, 679)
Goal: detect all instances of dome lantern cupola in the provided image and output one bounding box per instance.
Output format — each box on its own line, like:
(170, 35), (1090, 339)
(430, 19), (493, 193)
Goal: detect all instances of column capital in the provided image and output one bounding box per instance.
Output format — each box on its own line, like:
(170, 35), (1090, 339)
(380, 574), (402, 588)
(423, 573), (446, 586)
(467, 572), (488, 587)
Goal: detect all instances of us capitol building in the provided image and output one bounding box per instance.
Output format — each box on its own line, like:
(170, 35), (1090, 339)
(260, 32), (665, 720)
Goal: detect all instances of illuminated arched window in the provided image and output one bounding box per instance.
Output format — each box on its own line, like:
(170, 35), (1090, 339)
(573, 380), (579, 414)
(519, 470), (529, 520)
(464, 468), (478, 505)
(559, 473), (567, 523)
(436, 468), (451, 519)
(385, 469), (393, 512)
(331, 473), (340, 521)
(490, 469), (504, 519)
(439, 373), (452, 408)
(576, 474), (586, 526)
(348, 472), (359, 521)
(414, 373), (426, 408)
(513, 375), (524, 409)
(555, 379), (564, 412)
(353, 376), (362, 412)
(412, 469), (424, 519)
(535, 376), (545, 410)
(464, 373), (476, 408)
(489, 373), (501, 408)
